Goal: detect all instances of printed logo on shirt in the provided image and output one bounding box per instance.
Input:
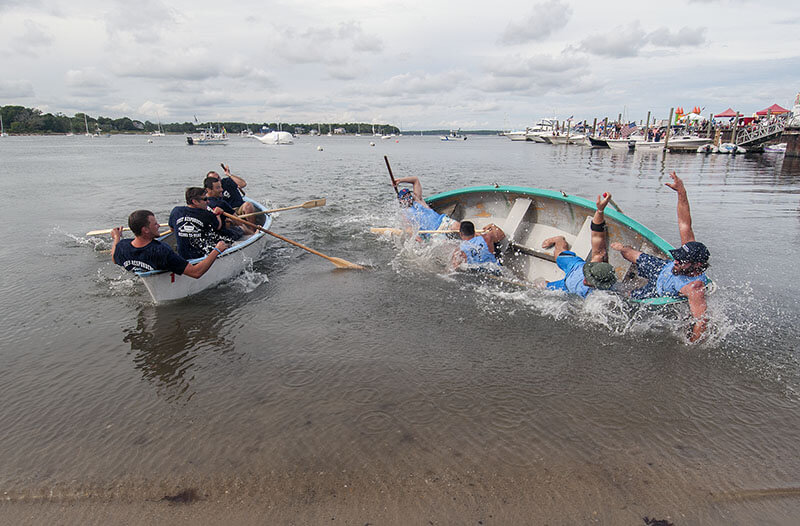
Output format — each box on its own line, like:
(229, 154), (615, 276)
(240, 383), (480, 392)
(122, 260), (155, 272)
(176, 216), (205, 238)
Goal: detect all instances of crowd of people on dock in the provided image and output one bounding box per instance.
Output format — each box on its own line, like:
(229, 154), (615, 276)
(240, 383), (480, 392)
(110, 164), (262, 280)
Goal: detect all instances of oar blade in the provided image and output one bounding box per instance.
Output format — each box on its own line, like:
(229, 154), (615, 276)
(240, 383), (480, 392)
(86, 228), (113, 236)
(303, 198), (326, 208)
(328, 256), (367, 270)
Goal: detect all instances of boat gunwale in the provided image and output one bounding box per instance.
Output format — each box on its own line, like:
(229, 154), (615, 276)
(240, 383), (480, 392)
(135, 196), (270, 278)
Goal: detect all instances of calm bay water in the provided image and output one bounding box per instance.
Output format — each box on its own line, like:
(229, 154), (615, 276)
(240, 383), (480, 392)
(1, 134), (799, 523)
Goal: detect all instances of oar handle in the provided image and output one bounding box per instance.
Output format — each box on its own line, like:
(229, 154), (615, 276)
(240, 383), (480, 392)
(87, 223), (169, 236)
(608, 198), (624, 214)
(384, 155), (399, 196)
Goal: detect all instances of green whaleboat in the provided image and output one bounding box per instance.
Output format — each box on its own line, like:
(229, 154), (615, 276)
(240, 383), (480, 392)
(425, 185), (711, 305)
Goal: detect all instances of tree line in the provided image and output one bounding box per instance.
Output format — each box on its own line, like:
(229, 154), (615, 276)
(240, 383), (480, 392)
(0, 105), (398, 135)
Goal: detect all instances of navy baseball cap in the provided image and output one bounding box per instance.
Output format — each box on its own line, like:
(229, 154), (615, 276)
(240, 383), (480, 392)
(397, 188), (412, 200)
(670, 241), (710, 263)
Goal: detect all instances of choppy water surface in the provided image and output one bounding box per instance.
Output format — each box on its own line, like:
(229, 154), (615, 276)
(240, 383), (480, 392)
(1, 135), (799, 523)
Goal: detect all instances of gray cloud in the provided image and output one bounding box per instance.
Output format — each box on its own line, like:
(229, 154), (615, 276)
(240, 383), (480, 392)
(648, 26), (706, 47)
(480, 53), (593, 94)
(65, 68), (110, 88)
(578, 22), (648, 58)
(270, 21), (383, 68)
(0, 79), (35, 97)
(11, 19), (53, 57)
(578, 23), (707, 58)
(104, 0), (177, 44)
(499, 0), (572, 45)
(374, 71), (468, 97)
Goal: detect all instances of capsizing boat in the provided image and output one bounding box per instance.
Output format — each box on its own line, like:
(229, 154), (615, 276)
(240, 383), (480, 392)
(136, 197), (271, 303)
(425, 185), (711, 305)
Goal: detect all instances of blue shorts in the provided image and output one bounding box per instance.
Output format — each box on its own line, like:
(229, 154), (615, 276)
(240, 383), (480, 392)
(631, 253), (668, 299)
(556, 250), (584, 274)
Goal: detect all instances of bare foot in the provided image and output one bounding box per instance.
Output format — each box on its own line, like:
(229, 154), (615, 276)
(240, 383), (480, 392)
(610, 242), (624, 251)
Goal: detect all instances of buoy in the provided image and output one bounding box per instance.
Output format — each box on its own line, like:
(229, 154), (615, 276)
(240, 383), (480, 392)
(369, 142), (375, 146)
(147, 139), (153, 143)
(317, 145), (323, 151)
(395, 140), (399, 143)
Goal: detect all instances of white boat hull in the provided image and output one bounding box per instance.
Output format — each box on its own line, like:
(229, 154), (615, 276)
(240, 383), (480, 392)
(506, 131), (529, 141)
(137, 198), (271, 303)
(635, 141), (665, 152)
(606, 139), (633, 150)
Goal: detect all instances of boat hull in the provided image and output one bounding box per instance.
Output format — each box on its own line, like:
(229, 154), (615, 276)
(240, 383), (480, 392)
(136, 198), (271, 303)
(426, 186), (701, 305)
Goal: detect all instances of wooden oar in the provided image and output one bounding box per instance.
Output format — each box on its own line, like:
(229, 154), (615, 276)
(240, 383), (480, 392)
(237, 198), (326, 220)
(370, 227), (486, 235)
(223, 212), (365, 270)
(384, 155), (399, 196)
(87, 223), (169, 236)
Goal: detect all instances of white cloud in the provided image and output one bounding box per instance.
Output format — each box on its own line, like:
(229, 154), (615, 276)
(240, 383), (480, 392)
(499, 0), (572, 45)
(65, 68), (110, 88)
(578, 23), (707, 58)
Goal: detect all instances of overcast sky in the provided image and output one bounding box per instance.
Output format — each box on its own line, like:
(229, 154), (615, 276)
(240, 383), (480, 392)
(1, 0), (798, 129)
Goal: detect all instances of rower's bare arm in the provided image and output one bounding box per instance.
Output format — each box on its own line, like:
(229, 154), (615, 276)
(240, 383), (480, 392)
(681, 280), (708, 342)
(666, 172), (696, 244)
(450, 249), (466, 270)
(393, 176), (423, 202)
(482, 223), (506, 246)
(183, 241), (229, 279)
(590, 193), (611, 262)
(610, 242), (642, 264)
(110, 227), (123, 260)
(223, 164), (247, 188)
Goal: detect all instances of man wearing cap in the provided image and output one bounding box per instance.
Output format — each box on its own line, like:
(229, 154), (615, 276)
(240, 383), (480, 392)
(611, 172), (710, 342)
(540, 192), (618, 297)
(393, 176), (460, 234)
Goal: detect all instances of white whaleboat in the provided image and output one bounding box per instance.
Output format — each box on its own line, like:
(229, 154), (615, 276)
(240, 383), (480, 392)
(136, 198), (271, 303)
(425, 185), (711, 305)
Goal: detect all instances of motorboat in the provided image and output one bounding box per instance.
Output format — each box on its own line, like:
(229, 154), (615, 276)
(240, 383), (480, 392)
(717, 143), (746, 154)
(440, 130), (467, 141)
(505, 130), (530, 141)
(764, 143), (787, 153)
(186, 125), (228, 145)
(425, 186), (711, 305)
(136, 198), (271, 303)
(665, 135), (712, 152)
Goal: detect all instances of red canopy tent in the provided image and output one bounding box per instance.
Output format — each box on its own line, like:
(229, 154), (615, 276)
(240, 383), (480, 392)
(756, 103), (789, 115)
(714, 107), (738, 118)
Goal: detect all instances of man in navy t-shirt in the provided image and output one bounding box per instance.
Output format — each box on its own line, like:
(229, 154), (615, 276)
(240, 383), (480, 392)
(112, 209), (228, 278)
(168, 187), (226, 260)
(205, 164), (267, 222)
(203, 176), (249, 238)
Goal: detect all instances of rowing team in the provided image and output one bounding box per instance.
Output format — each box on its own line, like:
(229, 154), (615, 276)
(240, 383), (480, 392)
(110, 164), (264, 279)
(395, 173), (711, 342)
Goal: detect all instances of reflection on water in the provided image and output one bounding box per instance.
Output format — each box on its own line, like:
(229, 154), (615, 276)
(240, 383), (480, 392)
(124, 303), (237, 402)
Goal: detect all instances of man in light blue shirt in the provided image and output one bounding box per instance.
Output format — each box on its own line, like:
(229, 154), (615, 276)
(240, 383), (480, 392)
(611, 172), (710, 342)
(542, 192), (617, 297)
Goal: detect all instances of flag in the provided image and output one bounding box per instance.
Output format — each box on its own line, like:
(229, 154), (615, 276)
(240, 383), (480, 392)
(620, 122), (637, 138)
(194, 115), (198, 123)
